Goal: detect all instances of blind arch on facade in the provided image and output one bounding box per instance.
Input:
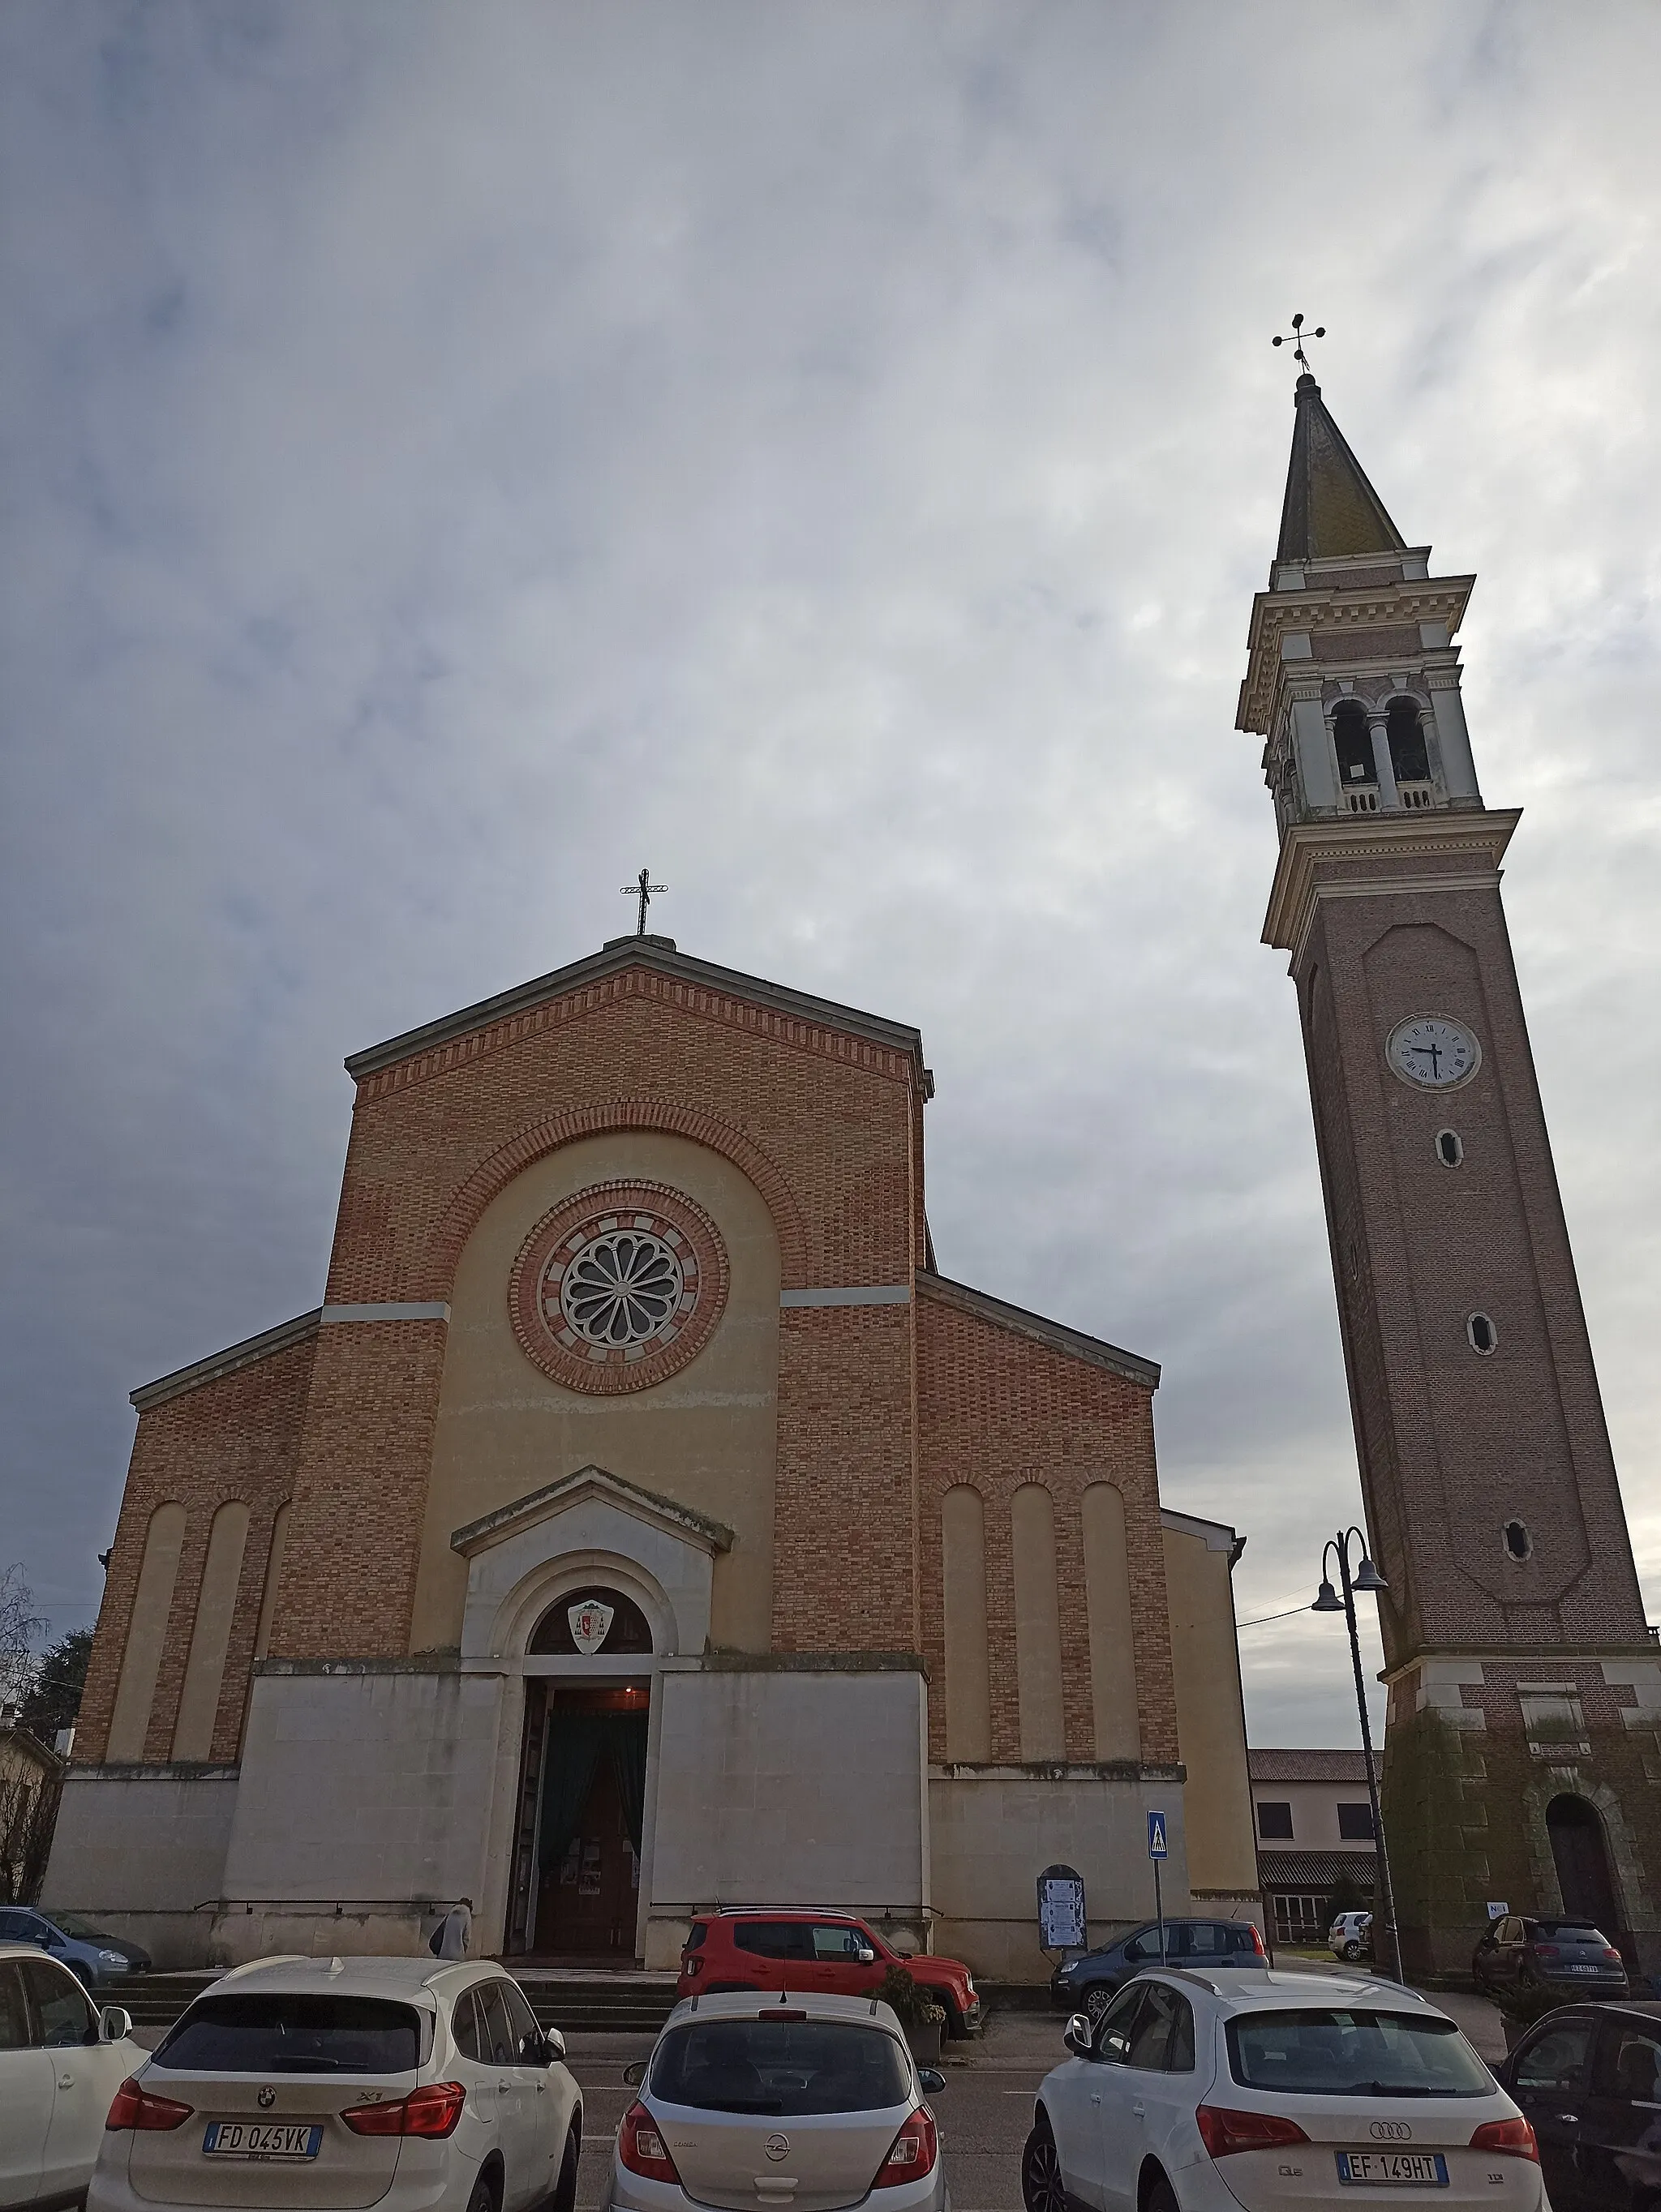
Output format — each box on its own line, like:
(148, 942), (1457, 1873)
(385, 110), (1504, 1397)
(1011, 1483), (1066, 1762)
(172, 1500), (251, 1762)
(106, 1502), (187, 1762)
(1082, 1481), (1140, 1760)
(941, 1485), (992, 1762)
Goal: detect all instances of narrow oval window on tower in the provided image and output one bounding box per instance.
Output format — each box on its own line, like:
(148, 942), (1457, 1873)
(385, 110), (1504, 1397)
(1332, 700), (1375, 786)
(1468, 1312), (1498, 1355)
(1387, 697), (1431, 784)
(1436, 1130), (1463, 1168)
(1504, 1520), (1532, 1562)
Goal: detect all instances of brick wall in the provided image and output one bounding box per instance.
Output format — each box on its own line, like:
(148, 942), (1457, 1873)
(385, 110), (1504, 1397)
(76, 1329), (316, 1765)
(915, 1287), (1176, 1768)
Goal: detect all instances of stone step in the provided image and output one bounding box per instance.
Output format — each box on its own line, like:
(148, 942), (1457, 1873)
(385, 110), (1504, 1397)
(108, 1970), (680, 2034)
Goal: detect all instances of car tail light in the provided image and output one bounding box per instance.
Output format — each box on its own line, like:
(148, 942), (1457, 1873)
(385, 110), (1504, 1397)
(873, 2108), (938, 2187)
(1195, 2105), (1311, 2159)
(1247, 1925), (1267, 1957)
(682, 1955), (703, 1974)
(1603, 1948), (1625, 1966)
(619, 2103), (682, 2183)
(106, 2079), (195, 2132)
(1470, 2117), (1539, 2162)
(341, 2082), (466, 2138)
(1534, 1944), (1560, 1960)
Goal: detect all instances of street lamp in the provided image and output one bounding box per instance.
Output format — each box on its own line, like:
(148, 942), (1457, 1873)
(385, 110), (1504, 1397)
(1313, 1528), (1404, 1985)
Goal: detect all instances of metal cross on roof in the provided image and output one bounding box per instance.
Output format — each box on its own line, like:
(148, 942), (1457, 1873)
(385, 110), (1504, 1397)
(621, 868), (667, 936)
(1272, 311), (1325, 375)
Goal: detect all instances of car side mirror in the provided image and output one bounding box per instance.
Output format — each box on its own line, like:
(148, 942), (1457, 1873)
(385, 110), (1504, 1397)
(622, 2060), (646, 2086)
(100, 2007), (133, 2043)
(1063, 2014), (1094, 2059)
(541, 2028), (565, 2064)
(917, 2068), (946, 2094)
(43, 1932), (63, 1948)
(856, 1945), (877, 1964)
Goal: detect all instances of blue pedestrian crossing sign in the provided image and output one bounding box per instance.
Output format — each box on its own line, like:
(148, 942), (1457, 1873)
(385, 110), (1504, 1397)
(1147, 1810), (1169, 1860)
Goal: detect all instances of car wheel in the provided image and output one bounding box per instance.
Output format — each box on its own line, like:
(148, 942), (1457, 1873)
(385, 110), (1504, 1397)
(550, 2125), (580, 2212)
(466, 2172), (497, 2212)
(1021, 2120), (1067, 2212)
(1082, 1985), (1114, 2026)
(1143, 2173), (1178, 2212)
(1341, 1941), (1362, 1961)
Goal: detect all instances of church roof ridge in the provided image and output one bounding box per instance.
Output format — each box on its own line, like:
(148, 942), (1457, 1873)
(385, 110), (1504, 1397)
(345, 937), (926, 1081)
(131, 1308), (322, 1410)
(917, 1269), (1159, 1389)
(1277, 372), (1407, 563)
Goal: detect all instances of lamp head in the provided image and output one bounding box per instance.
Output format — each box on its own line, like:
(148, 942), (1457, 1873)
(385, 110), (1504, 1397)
(1353, 1554), (1388, 1593)
(1311, 1578), (1346, 1614)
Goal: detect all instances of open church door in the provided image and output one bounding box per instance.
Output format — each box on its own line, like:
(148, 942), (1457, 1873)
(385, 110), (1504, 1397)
(512, 1683), (650, 1959)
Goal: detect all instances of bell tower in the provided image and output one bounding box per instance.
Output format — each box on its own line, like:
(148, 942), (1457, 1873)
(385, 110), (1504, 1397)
(1238, 367), (1661, 1975)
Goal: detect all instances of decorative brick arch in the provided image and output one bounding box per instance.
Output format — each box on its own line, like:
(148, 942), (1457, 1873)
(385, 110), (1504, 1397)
(422, 1099), (809, 1295)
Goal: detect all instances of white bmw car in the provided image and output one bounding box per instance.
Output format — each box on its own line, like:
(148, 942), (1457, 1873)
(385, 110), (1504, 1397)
(88, 1954), (582, 2212)
(0, 1940), (147, 2210)
(1022, 1967), (1543, 2210)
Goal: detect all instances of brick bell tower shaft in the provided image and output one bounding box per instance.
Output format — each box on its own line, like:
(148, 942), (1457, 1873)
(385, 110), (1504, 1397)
(1238, 367), (1661, 1977)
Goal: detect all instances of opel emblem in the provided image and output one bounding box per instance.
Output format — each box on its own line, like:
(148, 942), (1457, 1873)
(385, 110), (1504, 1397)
(258, 2087), (277, 2110)
(765, 2134), (790, 2162)
(1369, 2120), (1410, 2141)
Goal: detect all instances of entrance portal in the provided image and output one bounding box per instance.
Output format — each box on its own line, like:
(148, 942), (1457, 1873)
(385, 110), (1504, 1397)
(1547, 1793), (1623, 1942)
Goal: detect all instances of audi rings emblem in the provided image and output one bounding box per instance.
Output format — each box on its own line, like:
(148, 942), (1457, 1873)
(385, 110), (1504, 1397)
(765, 2134), (791, 2162)
(1369, 2120), (1411, 2141)
(258, 2087), (277, 2110)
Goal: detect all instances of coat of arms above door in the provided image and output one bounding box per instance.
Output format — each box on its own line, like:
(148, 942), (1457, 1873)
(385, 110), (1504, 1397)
(568, 1597), (615, 1654)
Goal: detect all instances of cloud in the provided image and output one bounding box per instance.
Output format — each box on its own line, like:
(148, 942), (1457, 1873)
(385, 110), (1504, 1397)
(2, 2), (1658, 1754)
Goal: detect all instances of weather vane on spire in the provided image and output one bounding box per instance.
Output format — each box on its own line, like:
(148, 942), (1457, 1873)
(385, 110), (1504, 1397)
(621, 867), (667, 936)
(1272, 311), (1325, 375)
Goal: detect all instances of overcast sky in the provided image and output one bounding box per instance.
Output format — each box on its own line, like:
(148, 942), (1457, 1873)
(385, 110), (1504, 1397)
(3, 3), (1659, 1751)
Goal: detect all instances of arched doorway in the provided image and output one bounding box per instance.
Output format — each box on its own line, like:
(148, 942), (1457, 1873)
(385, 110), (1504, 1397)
(507, 1587), (654, 1961)
(1547, 1794), (1623, 1941)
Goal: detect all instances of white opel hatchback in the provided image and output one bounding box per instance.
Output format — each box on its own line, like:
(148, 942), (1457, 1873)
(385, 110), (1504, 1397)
(605, 1991), (948, 2212)
(88, 1956), (581, 2212)
(1, 1940), (147, 2210)
(1023, 1968), (1543, 2211)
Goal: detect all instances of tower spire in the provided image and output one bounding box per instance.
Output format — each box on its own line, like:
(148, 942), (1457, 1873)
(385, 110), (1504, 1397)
(1277, 373), (1406, 563)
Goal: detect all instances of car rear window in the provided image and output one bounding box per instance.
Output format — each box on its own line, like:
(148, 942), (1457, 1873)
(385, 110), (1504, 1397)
(650, 2021), (911, 2115)
(683, 1923), (708, 1952)
(152, 1995), (425, 2075)
(733, 1921), (814, 1961)
(1228, 2009), (1494, 2098)
(1531, 1922), (1607, 1944)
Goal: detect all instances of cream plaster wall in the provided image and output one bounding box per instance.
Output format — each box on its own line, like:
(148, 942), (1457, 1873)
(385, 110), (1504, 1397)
(1162, 1524), (1259, 1896)
(411, 1132), (781, 1655)
(1250, 1778), (1376, 1852)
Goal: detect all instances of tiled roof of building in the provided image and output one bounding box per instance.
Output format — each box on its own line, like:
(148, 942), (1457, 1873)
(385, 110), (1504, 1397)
(1277, 375), (1406, 562)
(1258, 1850), (1377, 1892)
(1248, 1747), (1370, 1783)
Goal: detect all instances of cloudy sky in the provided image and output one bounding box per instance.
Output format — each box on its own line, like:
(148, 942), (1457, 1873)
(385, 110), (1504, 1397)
(3, 2), (1659, 1750)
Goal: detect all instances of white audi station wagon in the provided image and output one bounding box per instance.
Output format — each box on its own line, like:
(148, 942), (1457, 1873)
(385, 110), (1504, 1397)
(606, 1990), (948, 2212)
(88, 1956), (581, 2212)
(1023, 1968), (1543, 2211)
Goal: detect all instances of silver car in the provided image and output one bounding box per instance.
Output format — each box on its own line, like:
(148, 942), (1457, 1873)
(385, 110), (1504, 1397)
(88, 1955), (582, 2212)
(607, 1991), (948, 2212)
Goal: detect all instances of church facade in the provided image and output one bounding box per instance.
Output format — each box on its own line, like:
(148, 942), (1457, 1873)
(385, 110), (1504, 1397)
(1239, 367), (1661, 1974)
(47, 937), (1258, 1976)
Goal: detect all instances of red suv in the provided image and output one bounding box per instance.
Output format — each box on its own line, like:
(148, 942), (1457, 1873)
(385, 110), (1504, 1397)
(676, 1910), (982, 2037)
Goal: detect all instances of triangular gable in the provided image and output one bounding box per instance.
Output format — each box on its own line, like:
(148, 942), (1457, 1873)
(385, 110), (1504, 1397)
(449, 1463), (734, 1560)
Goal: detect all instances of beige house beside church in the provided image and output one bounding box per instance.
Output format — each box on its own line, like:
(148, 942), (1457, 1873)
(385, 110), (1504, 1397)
(46, 934), (1259, 1976)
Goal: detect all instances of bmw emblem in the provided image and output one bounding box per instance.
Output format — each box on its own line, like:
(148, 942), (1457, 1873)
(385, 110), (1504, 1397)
(765, 2134), (790, 2163)
(258, 2087), (277, 2111)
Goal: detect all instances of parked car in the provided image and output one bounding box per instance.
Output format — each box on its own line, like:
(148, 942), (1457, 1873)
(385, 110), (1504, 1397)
(1497, 1998), (1661, 2210)
(1050, 1920), (1265, 2022)
(1328, 1909), (1373, 1962)
(0, 1906), (151, 1989)
(607, 1989), (946, 2212)
(88, 1955), (582, 2212)
(1472, 1914), (1628, 2008)
(676, 1910), (982, 2038)
(1023, 1965), (1542, 2212)
(0, 1940), (147, 2211)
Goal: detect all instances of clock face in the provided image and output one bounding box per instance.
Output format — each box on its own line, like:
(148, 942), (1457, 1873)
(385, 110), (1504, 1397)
(1386, 1014), (1481, 1091)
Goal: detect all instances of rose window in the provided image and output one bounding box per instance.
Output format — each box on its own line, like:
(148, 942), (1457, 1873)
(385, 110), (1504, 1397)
(558, 1228), (685, 1347)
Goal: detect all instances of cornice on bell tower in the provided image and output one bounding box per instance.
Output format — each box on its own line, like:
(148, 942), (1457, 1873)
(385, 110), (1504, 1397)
(1238, 375), (1484, 910)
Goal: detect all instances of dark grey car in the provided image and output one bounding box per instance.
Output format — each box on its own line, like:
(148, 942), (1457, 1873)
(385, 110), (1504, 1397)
(1049, 1918), (1264, 2021)
(1472, 1915), (1628, 2009)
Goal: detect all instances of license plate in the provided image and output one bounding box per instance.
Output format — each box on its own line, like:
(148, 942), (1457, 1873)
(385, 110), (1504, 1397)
(203, 2121), (324, 2160)
(1336, 2150), (1449, 2187)
(1568, 1965), (1599, 1974)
